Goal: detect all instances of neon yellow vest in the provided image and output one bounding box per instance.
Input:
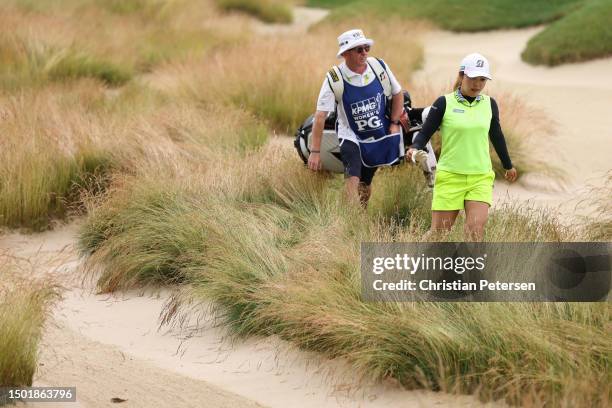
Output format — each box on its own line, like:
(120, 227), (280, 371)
(437, 92), (492, 174)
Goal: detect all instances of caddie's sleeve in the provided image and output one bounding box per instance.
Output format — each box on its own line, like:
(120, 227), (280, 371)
(316, 78), (335, 112)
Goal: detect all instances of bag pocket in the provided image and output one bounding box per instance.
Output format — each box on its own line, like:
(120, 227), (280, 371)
(358, 133), (404, 168)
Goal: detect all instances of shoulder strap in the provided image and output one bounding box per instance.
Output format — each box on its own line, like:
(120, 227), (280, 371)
(326, 66), (344, 104)
(367, 57), (392, 99)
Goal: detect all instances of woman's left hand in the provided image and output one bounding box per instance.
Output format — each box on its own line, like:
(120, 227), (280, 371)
(405, 148), (416, 162)
(504, 167), (518, 182)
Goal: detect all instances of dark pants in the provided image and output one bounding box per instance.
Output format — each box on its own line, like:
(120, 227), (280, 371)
(339, 140), (377, 186)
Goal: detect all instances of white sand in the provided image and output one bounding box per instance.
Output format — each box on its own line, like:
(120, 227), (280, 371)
(412, 27), (612, 220)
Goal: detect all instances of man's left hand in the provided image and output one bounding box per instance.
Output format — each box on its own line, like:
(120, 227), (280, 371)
(389, 123), (400, 134)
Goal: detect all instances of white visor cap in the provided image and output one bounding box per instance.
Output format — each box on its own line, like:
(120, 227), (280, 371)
(336, 29), (374, 58)
(460, 53), (492, 80)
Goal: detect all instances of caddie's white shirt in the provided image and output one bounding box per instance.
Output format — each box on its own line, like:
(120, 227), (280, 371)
(316, 60), (402, 144)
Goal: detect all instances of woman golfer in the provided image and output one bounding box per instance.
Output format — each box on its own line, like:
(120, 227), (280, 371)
(407, 53), (517, 241)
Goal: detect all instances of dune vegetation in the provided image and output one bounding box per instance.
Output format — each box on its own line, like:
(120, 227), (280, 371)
(582, 171), (612, 241)
(0, 257), (60, 388)
(315, 0), (584, 31)
(160, 17), (425, 133)
(0, 0), (257, 230)
(215, 0), (294, 23)
(314, 0), (612, 65)
(0, 81), (267, 231)
(0, 0), (250, 90)
(522, 0), (612, 66)
(1, 1), (610, 407)
(0, 0), (557, 231)
(0, 11), (426, 231)
(79, 142), (609, 407)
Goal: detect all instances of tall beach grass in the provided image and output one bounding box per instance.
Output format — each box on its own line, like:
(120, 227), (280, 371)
(2, 3), (607, 405)
(1, 5), (555, 231)
(166, 18), (424, 133)
(0, 0), (257, 229)
(582, 171), (612, 241)
(0, 80), (267, 230)
(0, 83), (116, 230)
(0, 256), (60, 388)
(79, 140), (609, 407)
(0, 0), (251, 89)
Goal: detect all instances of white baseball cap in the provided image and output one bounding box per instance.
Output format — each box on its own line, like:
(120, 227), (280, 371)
(460, 53), (492, 80)
(336, 29), (374, 58)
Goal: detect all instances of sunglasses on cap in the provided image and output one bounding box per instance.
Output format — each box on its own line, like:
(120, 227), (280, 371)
(352, 46), (370, 54)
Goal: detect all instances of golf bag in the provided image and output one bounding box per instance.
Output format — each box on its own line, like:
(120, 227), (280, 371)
(294, 90), (437, 185)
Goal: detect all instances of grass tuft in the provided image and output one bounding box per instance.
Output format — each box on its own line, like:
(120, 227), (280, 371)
(45, 51), (133, 87)
(216, 0), (293, 24)
(581, 171), (612, 241)
(0, 258), (60, 387)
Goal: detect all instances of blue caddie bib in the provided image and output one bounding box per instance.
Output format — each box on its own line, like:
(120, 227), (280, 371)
(341, 73), (402, 168)
(342, 75), (389, 140)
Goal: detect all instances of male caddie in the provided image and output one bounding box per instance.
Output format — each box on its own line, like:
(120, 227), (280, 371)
(308, 29), (404, 207)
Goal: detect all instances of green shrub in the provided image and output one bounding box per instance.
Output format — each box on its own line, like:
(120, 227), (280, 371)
(216, 0), (293, 24)
(0, 36), (133, 89)
(321, 0), (583, 32)
(522, 0), (612, 65)
(46, 51), (133, 87)
(96, 0), (155, 15)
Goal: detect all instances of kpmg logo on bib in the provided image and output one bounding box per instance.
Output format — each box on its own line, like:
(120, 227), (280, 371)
(351, 93), (383, 132)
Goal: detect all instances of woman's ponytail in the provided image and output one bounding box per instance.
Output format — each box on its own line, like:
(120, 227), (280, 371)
(453, 72), (464, 91)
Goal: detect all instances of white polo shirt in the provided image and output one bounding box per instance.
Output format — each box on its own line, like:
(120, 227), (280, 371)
(316, 60), (402, 144)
